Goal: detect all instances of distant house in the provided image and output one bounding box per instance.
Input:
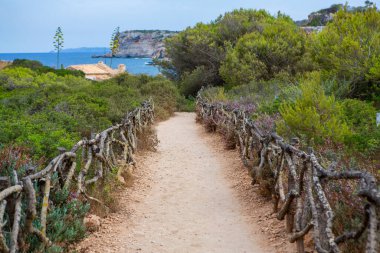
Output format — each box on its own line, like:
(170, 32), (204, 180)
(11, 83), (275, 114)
(67, 61), (126, 81)
(0, 60), (11, 70)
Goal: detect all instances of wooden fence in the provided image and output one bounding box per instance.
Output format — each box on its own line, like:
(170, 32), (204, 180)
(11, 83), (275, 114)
(196, 93), (379, 253)
(0, 100), (155, 252)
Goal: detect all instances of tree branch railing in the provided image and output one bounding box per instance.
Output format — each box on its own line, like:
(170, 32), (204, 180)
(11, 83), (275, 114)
(196, 92), (379, 253)
(0, 100), (155, 252)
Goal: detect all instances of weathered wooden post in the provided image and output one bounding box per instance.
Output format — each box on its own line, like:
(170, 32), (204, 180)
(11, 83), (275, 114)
(284, 138), (299, 235)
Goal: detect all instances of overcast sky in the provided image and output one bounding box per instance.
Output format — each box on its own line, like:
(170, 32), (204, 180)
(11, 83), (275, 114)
(0, 0), (376, 52)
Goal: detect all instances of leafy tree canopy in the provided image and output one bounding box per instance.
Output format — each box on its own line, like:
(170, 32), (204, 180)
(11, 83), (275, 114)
(220, 17), (310, 85)
(311, 7), (380, 102)
(159, 9), (278, 95)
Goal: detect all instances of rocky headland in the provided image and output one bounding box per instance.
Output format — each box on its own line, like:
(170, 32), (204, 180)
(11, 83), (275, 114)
(94, 30), (177, 59)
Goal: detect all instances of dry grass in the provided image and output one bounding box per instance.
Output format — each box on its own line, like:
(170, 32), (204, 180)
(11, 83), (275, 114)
(218, 126), (237, 150)
(136, 126), (159, 152)
(204, 118), (217, 132)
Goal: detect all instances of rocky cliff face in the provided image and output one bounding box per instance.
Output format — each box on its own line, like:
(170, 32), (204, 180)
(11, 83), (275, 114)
(116, 30), (177, 58)
(296, 4), (341, 26)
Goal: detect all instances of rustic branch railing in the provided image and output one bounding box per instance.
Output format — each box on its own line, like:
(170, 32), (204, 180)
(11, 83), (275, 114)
(196, 93), (379, 253)
(0, 100), (155, 252)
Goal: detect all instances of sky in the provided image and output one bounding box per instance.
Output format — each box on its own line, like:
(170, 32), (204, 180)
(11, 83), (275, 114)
(0, 0), (377, 52)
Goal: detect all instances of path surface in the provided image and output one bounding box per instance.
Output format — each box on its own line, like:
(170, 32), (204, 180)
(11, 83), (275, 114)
(77, 113), (287, 253)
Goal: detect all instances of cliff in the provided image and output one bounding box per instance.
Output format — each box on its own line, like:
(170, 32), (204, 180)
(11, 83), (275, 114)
(306, 5), (341, 26)
(115, 30), (177, 59)
(296, 3), (374, 27)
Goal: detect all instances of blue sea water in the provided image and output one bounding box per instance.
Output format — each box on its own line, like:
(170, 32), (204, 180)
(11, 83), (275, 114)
(0, 52), (160, 76)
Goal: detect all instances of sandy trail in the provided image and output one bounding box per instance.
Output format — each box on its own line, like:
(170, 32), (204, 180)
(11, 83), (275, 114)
(77, 113), (287, 253)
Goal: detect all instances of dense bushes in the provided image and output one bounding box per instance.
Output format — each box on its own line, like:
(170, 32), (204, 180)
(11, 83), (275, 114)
(277, 75), (379, 155)
(200, 75), (379, 159)
(159, 9), (282, 95)
(9, 59), (85, 77)
(0, 146), (90, 252)
(0, 60), (180, 252)
(0, 65), (179, 160)
(341, 99), (380, 154)
(220, 17), (309, 85)
(140, 79), (179, 119)
(278, 74), (351, 145)
(162, 6), (380, 160)
(159, 9), (319, 96)
(162, 6), (380, 107)
(194, 7), (380, 248)
(162, 22), (223, 87)
(179, 66), (210, 96)
(311, 7), (380, 102)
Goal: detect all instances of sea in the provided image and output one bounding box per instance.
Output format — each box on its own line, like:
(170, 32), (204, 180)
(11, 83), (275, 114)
(0, 52), (160, 76)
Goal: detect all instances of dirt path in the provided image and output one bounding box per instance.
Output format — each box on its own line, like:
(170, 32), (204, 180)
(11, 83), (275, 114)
(77, 113), (291, 253)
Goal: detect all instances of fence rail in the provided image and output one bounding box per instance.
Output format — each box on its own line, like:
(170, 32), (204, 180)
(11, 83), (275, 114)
(196, 93), (379, 253)
(0, 100), (155, 252)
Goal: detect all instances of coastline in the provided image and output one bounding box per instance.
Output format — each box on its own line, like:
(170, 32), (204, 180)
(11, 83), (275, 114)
(0, 52), (160, 75)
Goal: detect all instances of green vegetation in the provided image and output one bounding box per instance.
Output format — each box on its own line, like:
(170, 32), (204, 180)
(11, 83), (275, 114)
(186, 8), (380, 251)
(1, 3), (380, 252)
(0, 59), (180, 251)
(160, 6), (380, 161)
(7, 58), (85, 77)
(28, 189), (90, 252)
(161, 9), (278, 95)
(0, 145), (91, 252)
(220, 16), (310, 85)
(311, 6), (380, 102)
(0, 64), (178, 160)
(277, 74), (380, 155)
(159, 9), (316, 96)
(277, 73), (351, 145)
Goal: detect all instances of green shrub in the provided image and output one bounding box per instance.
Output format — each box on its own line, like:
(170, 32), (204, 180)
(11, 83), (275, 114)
(311, 7), (380, 101)
(278, 73), (351, 145)
(220, 17), (310, 85)
(46, 199), (89, 244)
(200, 86), (228, 103)
(11, 59), (45, 69)
(0, 67), (37, 90)
(180, 66), (211, 97)
(0, 149), (90, 253)
(177, 96), (196, 112)
(0, 62), (181, 251)
(140, 79), (180, 119)
(159, 9), (276, 88)
(10, 59), (85, 77)
(0, 65), (179, 159)
(341, 99), (380, 154)
(27, 189), (90, 252)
